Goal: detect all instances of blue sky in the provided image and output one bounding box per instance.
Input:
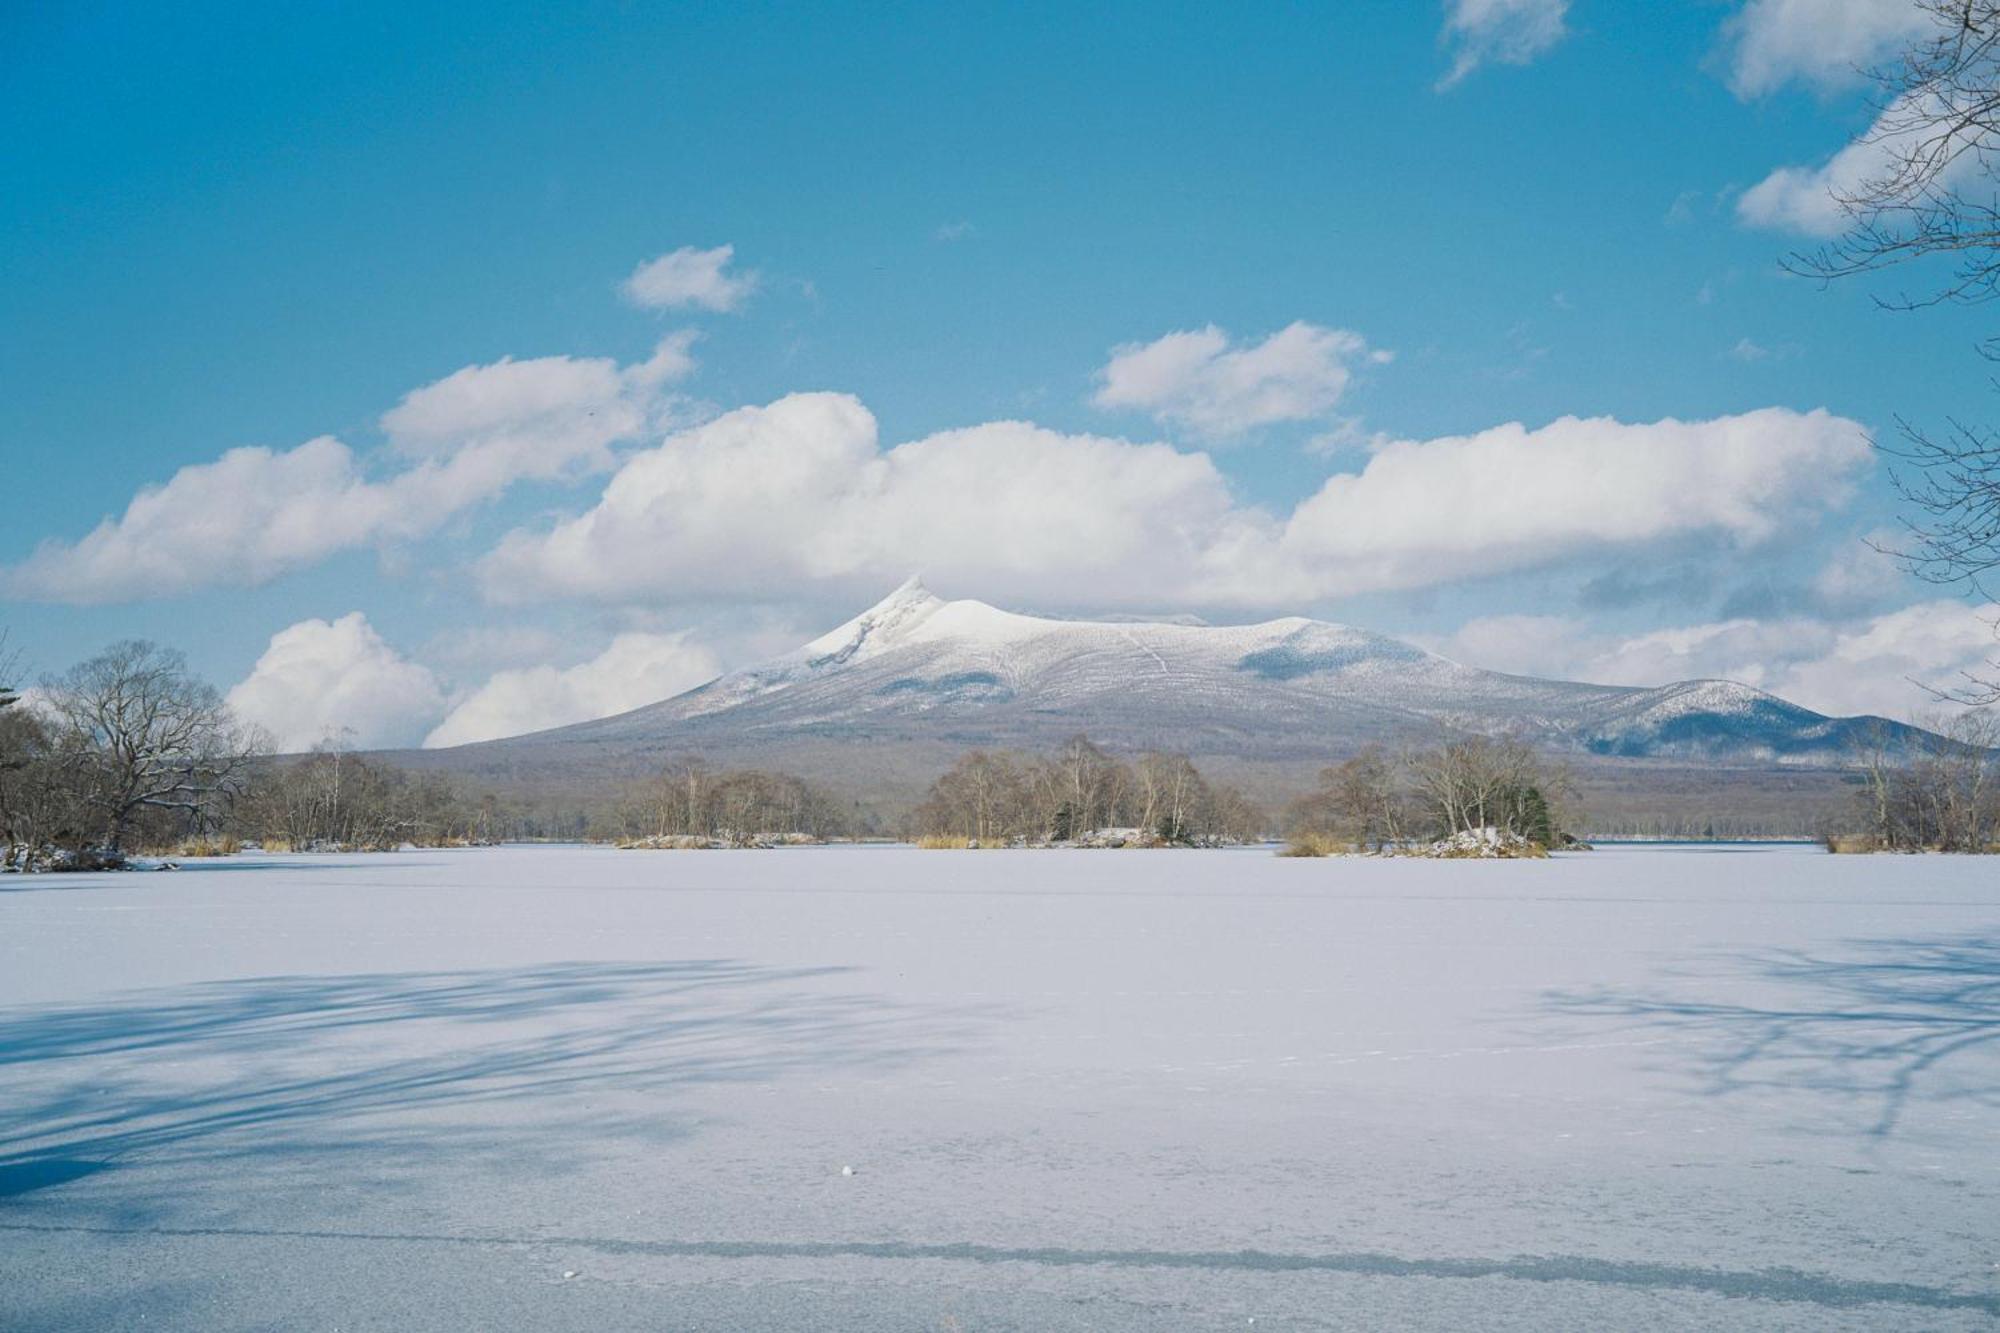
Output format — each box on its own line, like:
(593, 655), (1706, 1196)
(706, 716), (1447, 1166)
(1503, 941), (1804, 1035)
(6, 0), (1998, 747)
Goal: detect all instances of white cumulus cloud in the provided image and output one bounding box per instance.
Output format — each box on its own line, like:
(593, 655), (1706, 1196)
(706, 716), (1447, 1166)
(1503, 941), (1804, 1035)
(381, 332), (696, 476)
(5, 339), (694, 604)
(1261, 407), (1872, 602)
(1738, 86), (1984, 237)
(1589, 618), (1833, 694)
(1736, 104), (1902, 236)
(1437, 0), (1570, 89)
(226, 613), (447, 752)
(479, 392), (1254, 610)
(1719, 3), (1945, 234)
(1433, 598), (2000, 723)
(1721, 0), (1930, 98)
(621, 244), (757, 312)
(8, 437), (407, 604)
(1092, 322), (1382, 439)
(424, 631), (721, 747)
(1778, 598), (2000, 717)
(479, 393), (1872, 611)
(1419, 613), (1589, 679)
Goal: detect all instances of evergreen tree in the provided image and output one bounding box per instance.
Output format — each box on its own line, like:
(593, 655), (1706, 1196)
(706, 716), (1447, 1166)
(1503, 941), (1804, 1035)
(1515, 786), (1555, 847)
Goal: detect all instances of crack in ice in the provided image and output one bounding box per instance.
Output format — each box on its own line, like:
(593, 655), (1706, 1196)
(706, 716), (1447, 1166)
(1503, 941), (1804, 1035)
(1, 1222), (1994, 1314)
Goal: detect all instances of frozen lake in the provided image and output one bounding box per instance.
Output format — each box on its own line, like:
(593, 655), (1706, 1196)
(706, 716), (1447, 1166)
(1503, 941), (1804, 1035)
(2, 843), (1997, 1329)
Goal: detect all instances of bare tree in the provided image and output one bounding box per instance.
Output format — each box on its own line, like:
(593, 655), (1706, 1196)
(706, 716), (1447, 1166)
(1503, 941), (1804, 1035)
(593, 757), (845, 846)
(912, 739), (1259, 846)
(234, 747), (500, 851)
(0, 727), (98, 871)
(1135, 752), (1203, 843)
(42, 641), (260, 853)
(916, 750), (1028, 843)
(1908, 709), (2000, 848)
(1189, 778), (1264, 845)
(652, 754), (714, 838)
(1286, 747), (1404, 850)
(0, 635), (78, 869)
(1849, 719), (1903, 846)
(0, 632), (24, 838)
(1117, 749), (1259, 844)
(1403, 736), (1560, 842)
(1044, 734), (1128, 840)
(1838, 709), (2000, 849)
(1776, 3), (2000, 695)
(1787, 3), (2000, 313)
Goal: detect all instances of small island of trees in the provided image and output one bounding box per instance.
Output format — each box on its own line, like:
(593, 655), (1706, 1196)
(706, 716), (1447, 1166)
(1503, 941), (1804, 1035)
(909, 736), (1261, 847)
(1282, 736), (1570, 858)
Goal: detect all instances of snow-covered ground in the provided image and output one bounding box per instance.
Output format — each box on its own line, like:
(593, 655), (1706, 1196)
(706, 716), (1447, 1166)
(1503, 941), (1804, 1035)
(2, 844), (1996, 1329)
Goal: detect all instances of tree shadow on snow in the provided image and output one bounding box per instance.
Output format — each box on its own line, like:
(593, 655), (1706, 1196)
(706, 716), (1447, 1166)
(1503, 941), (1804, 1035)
(0, 960), (983, 1215)
(1548, 931), (2000, 1138)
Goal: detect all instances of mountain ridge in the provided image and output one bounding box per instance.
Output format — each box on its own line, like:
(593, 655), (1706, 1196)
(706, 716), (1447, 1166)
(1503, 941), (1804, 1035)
(411, 578), (1922, 777)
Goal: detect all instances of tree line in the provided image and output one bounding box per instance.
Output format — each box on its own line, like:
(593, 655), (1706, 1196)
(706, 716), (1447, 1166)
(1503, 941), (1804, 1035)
(12, 633), (1997, 865)
(909, 736), (1263, 845)
(0, 634), (857, 865)
(594, 756), (852, 845)
(0, 637), (574, 868)
(1, 640), (260, 869)
(233, 746), (502, 851)
(1839, 712), (2000, 852)
(1284, 737), (1570, 852)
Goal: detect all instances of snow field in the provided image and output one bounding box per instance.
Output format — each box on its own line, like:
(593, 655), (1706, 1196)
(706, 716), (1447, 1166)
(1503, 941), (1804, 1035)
(1, 843), (1996, 1329)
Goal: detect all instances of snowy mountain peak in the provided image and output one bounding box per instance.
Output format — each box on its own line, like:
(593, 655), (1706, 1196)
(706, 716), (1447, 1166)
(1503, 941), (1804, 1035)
(879, 573), (937, 611)
(480, 580), (1940, 771)
(800, 576), (947, 667)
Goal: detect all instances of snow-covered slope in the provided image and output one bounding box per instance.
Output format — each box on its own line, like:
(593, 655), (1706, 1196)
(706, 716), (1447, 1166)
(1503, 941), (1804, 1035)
(491, 577), (1924, 767)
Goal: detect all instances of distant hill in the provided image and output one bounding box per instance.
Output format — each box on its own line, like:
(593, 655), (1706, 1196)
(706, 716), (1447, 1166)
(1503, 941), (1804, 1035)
(384, 579), (1933, 830)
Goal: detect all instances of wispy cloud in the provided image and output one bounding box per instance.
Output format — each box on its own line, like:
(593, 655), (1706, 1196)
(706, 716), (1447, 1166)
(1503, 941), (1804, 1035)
(1092, 322), (1387, 440)
(621, 243), (758, 312)
(1437, 0), (1570, 90)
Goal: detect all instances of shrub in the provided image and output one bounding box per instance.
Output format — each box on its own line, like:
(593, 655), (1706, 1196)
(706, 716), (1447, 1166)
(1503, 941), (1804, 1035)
(1278, 832), (1349, 857)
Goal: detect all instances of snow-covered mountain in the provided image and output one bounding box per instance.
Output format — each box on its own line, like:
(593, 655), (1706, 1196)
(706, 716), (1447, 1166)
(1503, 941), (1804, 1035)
(439, 578), (1925, 773)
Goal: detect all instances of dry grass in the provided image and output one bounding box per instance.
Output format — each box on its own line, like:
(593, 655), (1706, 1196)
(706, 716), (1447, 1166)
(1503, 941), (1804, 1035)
(1821, 833), (2000, 854)
(165, 834), (241, 858)
(1277, 832), (1351, 858)
(913, 834), (1009, 849)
